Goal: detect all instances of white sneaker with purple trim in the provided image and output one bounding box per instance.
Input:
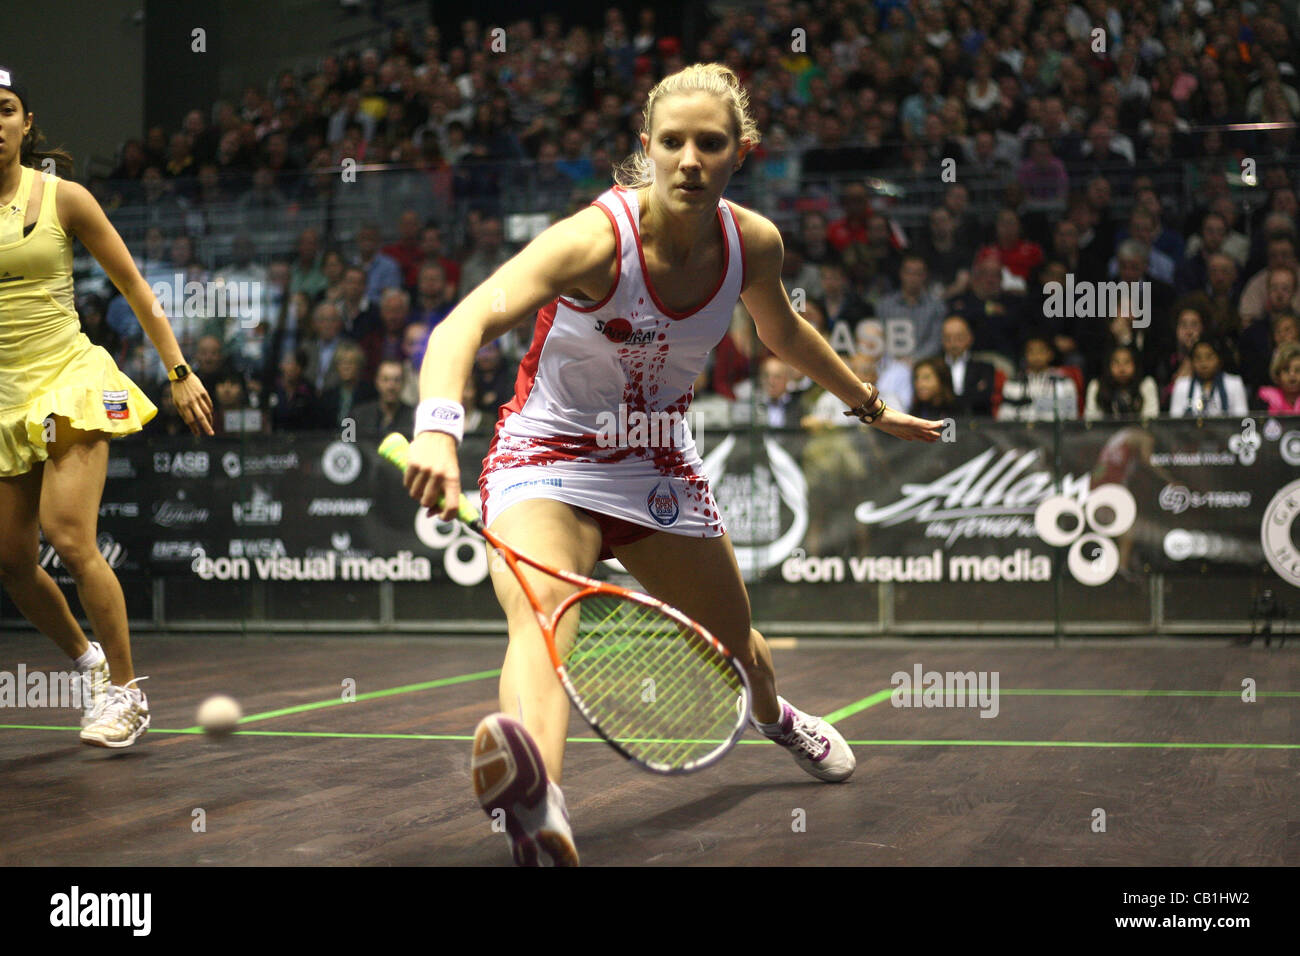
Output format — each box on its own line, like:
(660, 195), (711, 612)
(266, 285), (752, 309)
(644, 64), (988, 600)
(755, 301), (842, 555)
(471, 713), (579, 866)
(753, 696), (855, 782)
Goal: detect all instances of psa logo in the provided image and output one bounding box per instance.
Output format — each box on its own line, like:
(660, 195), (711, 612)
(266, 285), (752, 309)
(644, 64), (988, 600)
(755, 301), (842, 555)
(1033, 484), (1136, 586)
(595, 318), (656, 346)
(647, 481), (680, 527)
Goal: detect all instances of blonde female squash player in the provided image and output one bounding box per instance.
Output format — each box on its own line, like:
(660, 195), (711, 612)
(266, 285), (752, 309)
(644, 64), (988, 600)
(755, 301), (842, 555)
(0, 70), (214, 747)
(403, 64), (942, 865)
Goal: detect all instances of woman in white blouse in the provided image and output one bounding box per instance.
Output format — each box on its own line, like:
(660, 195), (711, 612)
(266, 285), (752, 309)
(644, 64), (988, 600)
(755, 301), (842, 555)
(1169, 339), (1249, 417)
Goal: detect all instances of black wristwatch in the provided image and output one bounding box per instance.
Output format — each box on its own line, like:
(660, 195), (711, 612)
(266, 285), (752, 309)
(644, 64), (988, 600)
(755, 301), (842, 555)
(168, 363), (191, 382)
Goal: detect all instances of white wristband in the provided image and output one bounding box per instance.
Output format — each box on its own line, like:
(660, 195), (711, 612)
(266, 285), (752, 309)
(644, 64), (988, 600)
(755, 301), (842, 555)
(415, 399), (465, 444)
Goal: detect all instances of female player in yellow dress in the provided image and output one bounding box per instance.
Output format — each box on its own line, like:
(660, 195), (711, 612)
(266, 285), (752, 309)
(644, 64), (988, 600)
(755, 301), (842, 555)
(0, 69), (214, 747)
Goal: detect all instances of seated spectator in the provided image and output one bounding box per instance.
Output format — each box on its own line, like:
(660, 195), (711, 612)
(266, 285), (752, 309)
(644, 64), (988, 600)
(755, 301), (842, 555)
(301, 301), (353, 393)
(945, 253), (1021, 361)
(458, 216), (511, 299)
(874, 255), (946, 361)
(1239, 234), (1300, 325)
(361, 288), (414, 379)
(420, 225), (461, 293)
(266, 349), (319, 432)
(332, 265), (380, 340)
(1169, 339), (1249, 418)
(819, 260), (872, 335)
(940, 315), (995, 416)
(412, 261), (455, 329)
(910, 358), (959, 420)
(976, 208), (1044, 285)
(471, 339), (515, 415)
(212, 368), (265, 435)
(382, 210), (427, 289)
(320, 250), (347, 302)
(351, 360), (416, 437)
(318, 342), (377, 429)
(461, 377), (487, 436)
(681, 366), (728, 431)
(1257, 342), (1300, 416)
(914, 205), (975, 299)
(1239, 268), (1300, 388)
(1085, 345), (1159, 420)
(355, 222), (404, 302)
(713, 304), (766, 399)
(996, 335), (1079, 421)
(399, 322), (431, 406)
(288, 227), (328, 301)
(78, 294), (124, 365)
(1157, 305), (1209, 407)
(1016, 138), (1069, 206)
(732, 356), (800, 427)
(854, 318), (913, 413)
(154, 376), (192, 436)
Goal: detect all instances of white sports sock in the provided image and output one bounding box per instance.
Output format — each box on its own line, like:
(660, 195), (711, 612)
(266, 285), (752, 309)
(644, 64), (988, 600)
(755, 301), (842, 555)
(74, 643), (105, 671)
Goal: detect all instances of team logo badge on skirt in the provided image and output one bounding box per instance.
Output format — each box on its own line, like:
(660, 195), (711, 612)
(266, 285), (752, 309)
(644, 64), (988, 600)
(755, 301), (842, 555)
(647, 480), (680, 527)
(102, 389), (130, 421)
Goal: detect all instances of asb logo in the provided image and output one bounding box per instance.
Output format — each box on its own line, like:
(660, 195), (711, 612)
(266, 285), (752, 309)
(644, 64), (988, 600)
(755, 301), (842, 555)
(595, 318), (656, 345)
(646, 481), (680, 526)
(1033, 484), (1136, 586)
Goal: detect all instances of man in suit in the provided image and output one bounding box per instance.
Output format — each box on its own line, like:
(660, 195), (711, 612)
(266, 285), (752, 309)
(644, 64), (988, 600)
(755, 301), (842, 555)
(350, 359), (415, 437)
(941, 315), (996, 416)
(300, 301), (354, 394)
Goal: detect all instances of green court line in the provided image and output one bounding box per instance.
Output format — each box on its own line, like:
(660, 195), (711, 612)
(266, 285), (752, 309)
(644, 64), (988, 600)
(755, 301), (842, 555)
(823, 689), (894, 724)
(2, 724), (1296, 749)
(174, 668), (502, 732)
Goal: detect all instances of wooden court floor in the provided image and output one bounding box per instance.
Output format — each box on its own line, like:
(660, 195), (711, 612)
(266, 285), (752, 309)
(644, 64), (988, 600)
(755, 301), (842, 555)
(1, 634), (1295, 866)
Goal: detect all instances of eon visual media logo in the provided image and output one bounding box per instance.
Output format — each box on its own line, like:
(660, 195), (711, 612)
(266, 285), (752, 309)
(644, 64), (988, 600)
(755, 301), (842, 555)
(1033, 484), (1136, 585)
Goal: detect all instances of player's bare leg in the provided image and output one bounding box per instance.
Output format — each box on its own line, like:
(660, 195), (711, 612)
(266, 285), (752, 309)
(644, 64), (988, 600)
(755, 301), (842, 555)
(485, 498), (603, 781)
(612, 531), (778, 719)
(0, 465), (94, 661)
(614, 530), (854, 782)
(40, 419), (133, 682)
(472, 498), (600, 865)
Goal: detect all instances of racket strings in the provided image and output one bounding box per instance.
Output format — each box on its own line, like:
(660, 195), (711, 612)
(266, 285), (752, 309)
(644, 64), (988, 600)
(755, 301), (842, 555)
(560, 594), (747, 771)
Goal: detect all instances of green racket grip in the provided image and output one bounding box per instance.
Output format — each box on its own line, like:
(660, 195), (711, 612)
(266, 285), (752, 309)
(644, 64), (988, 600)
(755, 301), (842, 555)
(378, 432), (481, 525)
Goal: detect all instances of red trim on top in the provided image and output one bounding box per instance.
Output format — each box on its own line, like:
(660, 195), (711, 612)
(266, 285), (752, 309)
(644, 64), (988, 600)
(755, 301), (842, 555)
(488, 299), (559, 458)
(724, 200), (747, 293)
(612, 185), (730, 321)
(557, 199), (621, 313)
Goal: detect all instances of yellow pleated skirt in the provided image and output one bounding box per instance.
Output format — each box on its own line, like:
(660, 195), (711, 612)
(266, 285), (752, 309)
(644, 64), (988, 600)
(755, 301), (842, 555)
(0, 332), (157, 477)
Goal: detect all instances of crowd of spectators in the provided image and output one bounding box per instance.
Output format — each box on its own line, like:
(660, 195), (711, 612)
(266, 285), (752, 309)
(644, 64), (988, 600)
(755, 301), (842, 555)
(71, 0), (1300, 439)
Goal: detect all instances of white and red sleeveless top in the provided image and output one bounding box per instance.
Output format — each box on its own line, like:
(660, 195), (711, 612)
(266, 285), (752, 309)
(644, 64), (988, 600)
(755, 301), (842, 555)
(478, 185), (746, 534)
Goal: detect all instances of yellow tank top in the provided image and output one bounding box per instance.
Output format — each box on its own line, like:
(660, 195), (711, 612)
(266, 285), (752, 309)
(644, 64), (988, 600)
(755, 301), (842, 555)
(0, 164), (81, 369)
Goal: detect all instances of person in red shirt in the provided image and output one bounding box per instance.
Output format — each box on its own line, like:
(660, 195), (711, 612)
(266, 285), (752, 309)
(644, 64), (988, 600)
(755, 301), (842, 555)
(826, 180), (871, 252)
(977, 208), (1044, 282)
(419, 223), (460, 293)
(382, 210), (425, 289)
